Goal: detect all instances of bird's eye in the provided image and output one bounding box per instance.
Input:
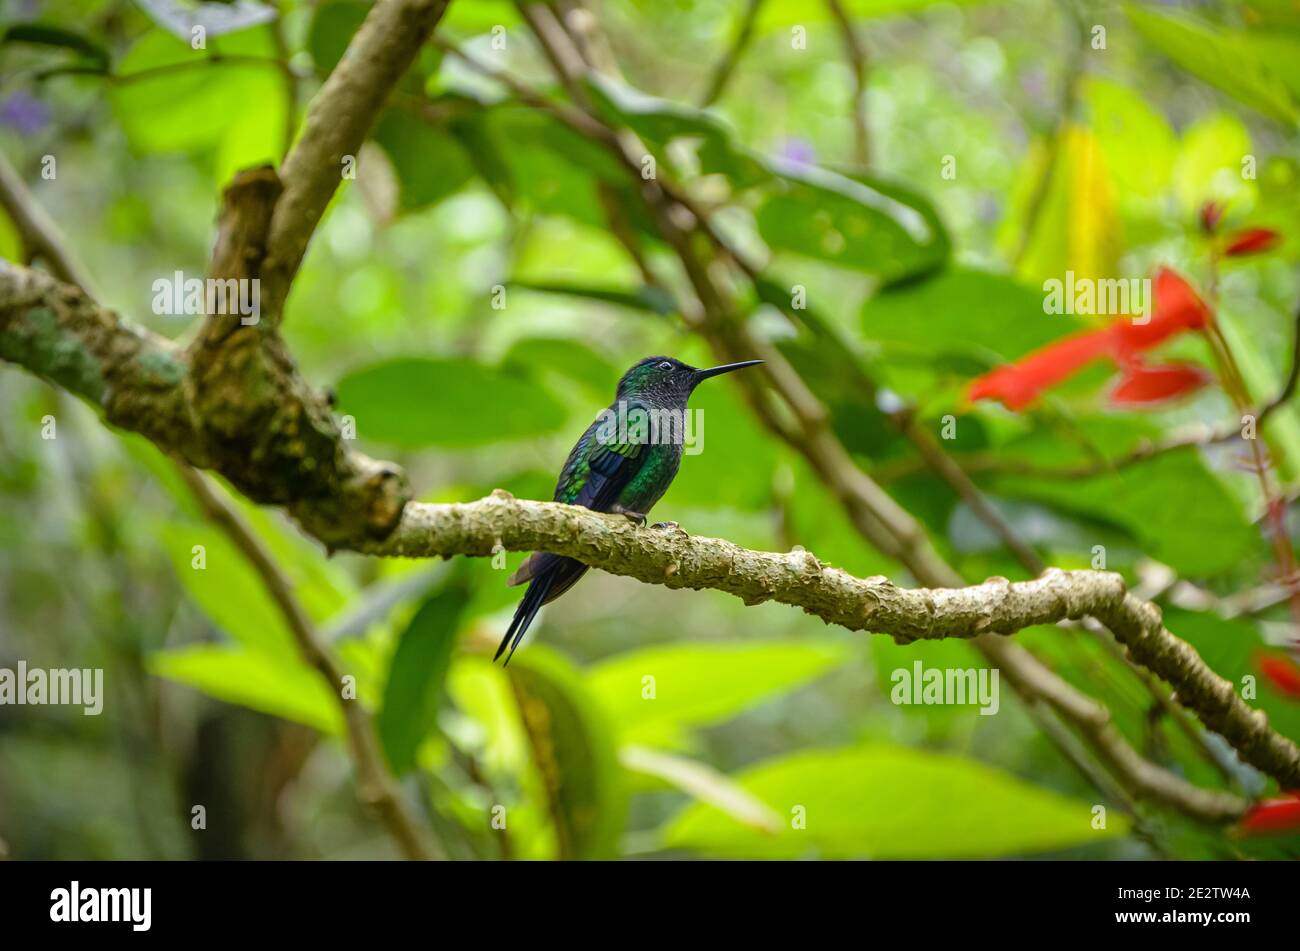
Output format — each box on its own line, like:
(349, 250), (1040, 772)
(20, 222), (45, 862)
(658, 361), (673, 370)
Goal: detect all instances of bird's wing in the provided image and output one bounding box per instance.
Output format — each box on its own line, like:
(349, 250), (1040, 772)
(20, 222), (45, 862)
(555, 407), (645, 511)
(508, 410), (646, 589)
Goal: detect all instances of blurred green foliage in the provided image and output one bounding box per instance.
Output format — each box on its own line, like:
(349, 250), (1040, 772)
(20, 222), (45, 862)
(1, 0), (1299, 861)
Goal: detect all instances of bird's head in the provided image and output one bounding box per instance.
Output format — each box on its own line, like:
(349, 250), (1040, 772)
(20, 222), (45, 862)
(616, 356), (763, 402)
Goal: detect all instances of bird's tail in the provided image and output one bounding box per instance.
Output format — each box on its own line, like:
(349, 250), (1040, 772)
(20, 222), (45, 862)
(495, 571), (556, 666)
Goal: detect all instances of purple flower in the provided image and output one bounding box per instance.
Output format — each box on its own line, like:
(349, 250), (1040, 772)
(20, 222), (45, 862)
(0, 92), (51, 137)
(776, 137), (817, 167)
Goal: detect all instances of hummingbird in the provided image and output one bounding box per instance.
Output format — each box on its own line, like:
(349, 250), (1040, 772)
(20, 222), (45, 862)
(495, 355), (763, 664)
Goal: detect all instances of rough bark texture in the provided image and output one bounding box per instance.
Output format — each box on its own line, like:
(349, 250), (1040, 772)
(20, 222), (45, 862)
(0, 262), (406, 547)
(259, 0), (452, 326)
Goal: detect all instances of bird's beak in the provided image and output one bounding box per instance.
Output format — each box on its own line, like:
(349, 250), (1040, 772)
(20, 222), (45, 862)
(693, 359), (764, 383)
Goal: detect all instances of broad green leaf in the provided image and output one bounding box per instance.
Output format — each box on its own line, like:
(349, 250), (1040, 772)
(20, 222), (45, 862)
(583, 73), (770, 187)
(334, 357), (567, 448)
(508, 281), (676, 316)
(228, 494), (356, 623)
(620, 746), (780, 833)
(757, 0), (994, 30)
(457, 105), (641, 232)
(1084, 79), (1176, 204)
(1163, 608), (1300, 749)
(377, 584), (470, 774)
(2, 22), (109, 72)
(1216, 306), (1300, 484)
(663, 744), (1130, 858)
(1010, 125), (1121, 285)
(507, 647), (626, 859)
(500, 336), (621, 400)
(444, 656), (558, 858)
(157, 521), (297, 659)
(109, 29), (287, 160)
(373, 107), (476, 212)
(149, 645), (342, 734)
(861, 267), (1081, 365)
(587, 641), (850, 746)
(756, 159), (949, 284)
(442, 0), (520, 33)
(306, 0), (368, 73)
(1125, 5), (1299, 125)
(661, 380), (780, 511)
(992, 447), (1257, 578)
(1172, 113), (1257, 216)
(0, 207), (22, 262)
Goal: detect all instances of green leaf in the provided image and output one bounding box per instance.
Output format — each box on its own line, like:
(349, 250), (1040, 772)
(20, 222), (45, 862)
(508, 280), (676, 316)
(109, 29), (287, 159)
(507, 647), (626, 859)
(149, 645), (342, 734)
(757, 0), (994, 30)
(756, 160), (949, 284)
(662, 379), (780, 511)
(2, 23), (109, 71)
(1125, 5), (1299, 126)
(306, 0), (368, 73)
(377, 584), (470, 774)
(457, 104), (639, 231)
(158, 521), (297, 659)
(0, 207), (23, 262)
(1084, 79), (1177, 203)
(862, 267), (1080, 366)
(663, 744), (1130, 858)
(620, 745), (780, 833)
(1165, 609), (1300, 749)
(334, 357), (568, 448)
(587, 641), (850, 747)
(373, 107), (476, 212)
(992, 447), (1257, 578)
(1006, 125), (1122, 285)
(582, 73), (770, 187)
(1172, 113), (1258, 218)
(500, 336), (621, 400)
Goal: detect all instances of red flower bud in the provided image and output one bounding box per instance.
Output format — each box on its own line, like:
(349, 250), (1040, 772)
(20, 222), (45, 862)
(1237, 792), (1300, 837)
(1223, 228), (1281, 257)
(1199, 201), (1223, 235)
(1108, 361), (1210, 407)
(1258, 653), (1300, 700)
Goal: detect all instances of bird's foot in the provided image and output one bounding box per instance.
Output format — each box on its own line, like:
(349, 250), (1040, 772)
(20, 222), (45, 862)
(651, 521), (682, 533)
(612, 505), (647, 526)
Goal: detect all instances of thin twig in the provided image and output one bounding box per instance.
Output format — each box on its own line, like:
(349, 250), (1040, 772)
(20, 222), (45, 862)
(699, 0), (766, 107)
(176, 465), (440, 860)
(825, 0), (870, 166)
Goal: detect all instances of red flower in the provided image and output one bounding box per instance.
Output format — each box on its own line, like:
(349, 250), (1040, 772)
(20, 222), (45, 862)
(1237, 792), (1300, 837)
(1199, 201), (1223, 235)
(1258, 653), (1300, 700)
(967, 268), (1211, 411)
(1109, 361), (1210, 407)
(1223, 228), (1281, 257)
(966, 330), (1114, 410)
(1111, 268), (1211, 355)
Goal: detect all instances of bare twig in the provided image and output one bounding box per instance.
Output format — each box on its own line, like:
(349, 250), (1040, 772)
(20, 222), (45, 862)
(0, 150), (97, 293)
(699, 0), (766, 107)
(177, 466), (440, 860)
(825, 0), (870, 166)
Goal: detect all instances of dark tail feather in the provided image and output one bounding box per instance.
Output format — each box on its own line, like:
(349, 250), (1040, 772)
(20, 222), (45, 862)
(496, 572), (555, 666)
